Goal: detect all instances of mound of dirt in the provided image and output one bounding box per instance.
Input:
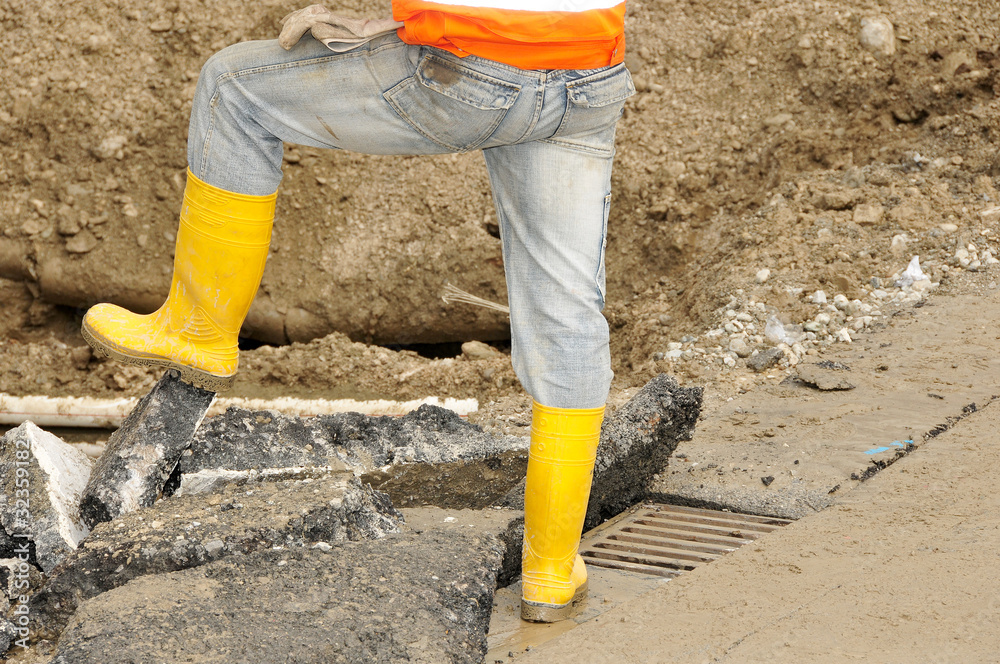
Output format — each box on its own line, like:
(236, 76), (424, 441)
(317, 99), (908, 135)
(2, 0), (1000, 408)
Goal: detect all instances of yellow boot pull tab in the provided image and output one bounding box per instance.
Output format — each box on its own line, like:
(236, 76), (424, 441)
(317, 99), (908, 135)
(521, 400), (604, 623)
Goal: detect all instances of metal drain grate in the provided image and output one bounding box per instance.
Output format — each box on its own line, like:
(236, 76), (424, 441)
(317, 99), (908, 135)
(579, 503), (794, 578)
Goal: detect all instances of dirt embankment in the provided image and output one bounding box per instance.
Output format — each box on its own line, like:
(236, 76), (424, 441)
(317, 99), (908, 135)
(2, 0), (1000, 406)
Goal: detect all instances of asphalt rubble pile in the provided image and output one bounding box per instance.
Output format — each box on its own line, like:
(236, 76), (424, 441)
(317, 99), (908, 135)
(0, 371), (701, 663)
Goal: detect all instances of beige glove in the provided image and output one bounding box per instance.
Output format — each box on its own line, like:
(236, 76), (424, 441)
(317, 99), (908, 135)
(279, 5), (403, 52)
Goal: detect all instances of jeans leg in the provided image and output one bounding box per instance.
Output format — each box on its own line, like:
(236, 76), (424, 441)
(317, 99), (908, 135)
(186, 35), (446, 195)
(483, 140), (614, 409)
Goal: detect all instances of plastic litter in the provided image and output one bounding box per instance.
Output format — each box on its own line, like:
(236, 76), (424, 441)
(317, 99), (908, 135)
(864, 440), (912, 455)
(895, 255), (927, 288)
(764, 315), (801, 345)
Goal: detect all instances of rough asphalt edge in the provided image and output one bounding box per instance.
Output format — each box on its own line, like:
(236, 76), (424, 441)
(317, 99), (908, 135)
(22, 475), (402, 644)
(50, 534), (504, 664)
(78, 371), (215, 528)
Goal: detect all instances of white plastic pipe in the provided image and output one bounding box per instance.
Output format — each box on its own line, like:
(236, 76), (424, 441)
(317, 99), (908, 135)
(0, 393), (478, 429)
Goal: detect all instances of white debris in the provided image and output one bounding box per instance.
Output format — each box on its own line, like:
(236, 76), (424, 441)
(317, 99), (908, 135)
(859, 16), (896, 56)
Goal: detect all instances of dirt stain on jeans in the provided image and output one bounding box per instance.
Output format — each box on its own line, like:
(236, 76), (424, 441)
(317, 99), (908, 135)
(316, 115), (338, 141)
(424, 62), (460, 88)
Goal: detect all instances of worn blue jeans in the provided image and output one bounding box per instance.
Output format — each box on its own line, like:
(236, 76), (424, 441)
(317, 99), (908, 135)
(188, 34), (633, 409)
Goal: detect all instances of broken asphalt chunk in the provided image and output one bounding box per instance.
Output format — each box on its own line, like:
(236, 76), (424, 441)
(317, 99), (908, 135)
(0, 422), (92, 572)
(176, 403), (529, 508)
(29, 473), (400, 643)
(51, 521), (504, 664)
(79, 370), (215, 528)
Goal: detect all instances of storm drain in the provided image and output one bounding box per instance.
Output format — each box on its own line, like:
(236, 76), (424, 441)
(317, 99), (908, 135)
(579, 503), (794, 578)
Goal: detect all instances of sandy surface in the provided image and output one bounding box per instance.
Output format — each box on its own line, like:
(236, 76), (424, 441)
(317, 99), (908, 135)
(515, 368), (1000, 663)
(4, 0), (1000, 660)
(468, 271), (1000, 662)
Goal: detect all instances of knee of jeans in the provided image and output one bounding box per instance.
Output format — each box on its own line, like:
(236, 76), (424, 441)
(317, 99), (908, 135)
(199, 42), (257, 91)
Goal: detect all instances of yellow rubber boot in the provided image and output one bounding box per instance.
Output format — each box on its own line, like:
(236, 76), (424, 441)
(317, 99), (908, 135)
(520, 401), (604, 623)
(81, 170), (276, 392)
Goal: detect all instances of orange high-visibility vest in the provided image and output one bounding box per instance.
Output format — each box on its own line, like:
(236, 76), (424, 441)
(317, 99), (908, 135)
(392, 0), (626, 70)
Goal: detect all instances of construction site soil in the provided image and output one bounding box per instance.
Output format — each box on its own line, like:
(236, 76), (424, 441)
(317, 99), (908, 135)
(4, 0), (1000, 661)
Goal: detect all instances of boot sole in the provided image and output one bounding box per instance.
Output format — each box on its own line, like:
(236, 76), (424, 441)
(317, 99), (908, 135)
(81, 322), (234, 393)
(520, 579), (589, 623)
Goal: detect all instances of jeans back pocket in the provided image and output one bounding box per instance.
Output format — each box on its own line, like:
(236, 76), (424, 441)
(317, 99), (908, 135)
(384, 52), (520, 152)
(549, 64), (635, 155)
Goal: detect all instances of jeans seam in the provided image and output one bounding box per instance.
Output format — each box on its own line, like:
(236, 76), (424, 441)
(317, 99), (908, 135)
(212, 41), (396, 85)
(198, 89), (223, 181)
(512, 84), (545, 144)
(597, 193), (611, 307)
(537, 137), (615, 156)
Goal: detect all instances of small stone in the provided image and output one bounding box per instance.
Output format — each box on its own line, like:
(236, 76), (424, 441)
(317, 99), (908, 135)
(56, 205), (81, 236)
(663, 161), (686, 180)
(70, 346), (92, 370)
(21, 218), (49, 235)
(817, 190), (856, 211)
(755, 268), (771, 284)
(940, 51), (976, 77)
(811, 290), (828, 304)
(461, 341), (500, 361)
(859, 16), (896, 57)
(890, 234), (908, 256)
(729, 337), (752, 358)
(761, 476), (775, 487)
(764, 113), (794, 128)
(940, 223), (959, 232)
(93, 134), (128, 161)
(747, 348), (783, 373)
(853, 203), (884, 226)
(657, 314), (672, 326)
(65, 230), (99, 254)
(203, 539), (225, 556)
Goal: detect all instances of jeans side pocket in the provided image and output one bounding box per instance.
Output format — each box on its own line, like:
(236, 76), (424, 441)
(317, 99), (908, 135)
(384, 53), (520, 152)
(549, 65), (635, 155)
(596, 192), (611, 308)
